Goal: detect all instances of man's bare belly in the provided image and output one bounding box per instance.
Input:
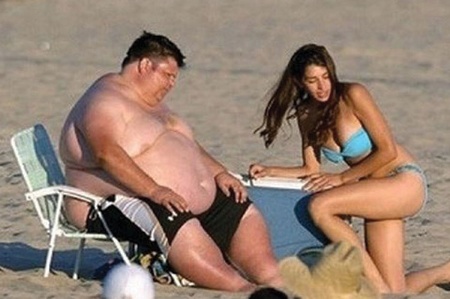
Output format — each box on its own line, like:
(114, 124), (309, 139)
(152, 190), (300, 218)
(64, 131), (217, 229)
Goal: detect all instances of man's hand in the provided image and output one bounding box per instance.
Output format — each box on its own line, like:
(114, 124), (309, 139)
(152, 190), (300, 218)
(215, 171), (248, 203)
(149, 185), (189, 215)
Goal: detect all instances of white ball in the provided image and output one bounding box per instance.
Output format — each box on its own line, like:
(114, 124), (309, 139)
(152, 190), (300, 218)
(102, 263), (155, 299)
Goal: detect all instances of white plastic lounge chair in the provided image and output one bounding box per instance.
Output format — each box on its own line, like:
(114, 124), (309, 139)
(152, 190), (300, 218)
(10, 124), (131, 279)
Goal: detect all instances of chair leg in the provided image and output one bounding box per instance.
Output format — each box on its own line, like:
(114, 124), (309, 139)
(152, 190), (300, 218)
(44, 233), (58, 277)
(44, 246), (55, 278)
(128, 242), (137, 260)
(111, 237), (131, 265)
(96, 210), (131, 265)
(72, 238), (86, 280)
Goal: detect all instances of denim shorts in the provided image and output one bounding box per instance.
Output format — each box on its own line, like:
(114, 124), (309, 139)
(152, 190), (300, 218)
(389, 163), (428, 216)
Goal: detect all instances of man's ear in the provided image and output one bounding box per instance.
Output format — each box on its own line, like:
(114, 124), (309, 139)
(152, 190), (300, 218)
(137, 57), (153, 74)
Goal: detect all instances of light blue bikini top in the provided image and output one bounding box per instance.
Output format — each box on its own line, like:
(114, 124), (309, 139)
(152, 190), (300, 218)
(321, 128), (373, 163)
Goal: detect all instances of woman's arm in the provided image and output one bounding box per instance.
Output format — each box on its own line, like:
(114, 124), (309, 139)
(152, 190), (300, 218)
(249, 116), (321, 179)
(303, 83), (398, 192)
(340, 83), (397, 183)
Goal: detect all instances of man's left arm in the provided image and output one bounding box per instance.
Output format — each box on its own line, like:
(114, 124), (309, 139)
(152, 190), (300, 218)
(196, 142), (247, 203)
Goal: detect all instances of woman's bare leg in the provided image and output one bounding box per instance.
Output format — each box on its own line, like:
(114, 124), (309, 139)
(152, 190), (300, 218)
(309, 196), (390, 292)
(405, 261), (450, 294)
(365, 219), (406, 293)
(367, 218), (450, 294)
(308, 172), (424, 293)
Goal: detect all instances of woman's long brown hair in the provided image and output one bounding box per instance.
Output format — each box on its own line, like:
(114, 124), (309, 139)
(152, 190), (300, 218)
(256, 44), (343, 155)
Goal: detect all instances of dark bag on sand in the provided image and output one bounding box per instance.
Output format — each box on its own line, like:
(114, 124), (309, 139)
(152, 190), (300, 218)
(137, 250), (194, 287)
(93, 252), (193, 287)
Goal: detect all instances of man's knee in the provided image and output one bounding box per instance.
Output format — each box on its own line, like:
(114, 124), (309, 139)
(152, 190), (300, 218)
(253, 266), (284, 288)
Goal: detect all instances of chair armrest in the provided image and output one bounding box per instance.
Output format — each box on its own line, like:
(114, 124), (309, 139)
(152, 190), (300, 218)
(25, 185), (103, 205)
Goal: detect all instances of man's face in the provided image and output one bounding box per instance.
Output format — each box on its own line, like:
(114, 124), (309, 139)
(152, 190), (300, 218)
(144, 57), (179, 103)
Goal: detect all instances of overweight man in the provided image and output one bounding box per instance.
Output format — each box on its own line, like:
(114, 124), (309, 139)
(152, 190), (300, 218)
(59, 31), (283, 291)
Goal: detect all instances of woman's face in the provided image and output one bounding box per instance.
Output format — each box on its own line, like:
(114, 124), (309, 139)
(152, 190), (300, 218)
(301, 64), (332, 103)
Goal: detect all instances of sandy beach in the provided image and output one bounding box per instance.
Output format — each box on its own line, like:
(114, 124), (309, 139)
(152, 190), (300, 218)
(1, 0), (449, 298)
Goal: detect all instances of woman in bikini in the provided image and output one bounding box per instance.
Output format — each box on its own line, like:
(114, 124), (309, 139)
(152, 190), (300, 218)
(249, 44), (450, 294)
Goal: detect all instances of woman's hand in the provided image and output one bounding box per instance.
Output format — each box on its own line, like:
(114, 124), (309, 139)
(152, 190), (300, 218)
(249, 163), (271, 179)
(303, 172), (344, 193)
(215, 171), (248, 203)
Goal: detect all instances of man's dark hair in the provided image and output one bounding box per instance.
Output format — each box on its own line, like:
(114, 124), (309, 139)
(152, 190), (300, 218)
(121, 31), (186, 68)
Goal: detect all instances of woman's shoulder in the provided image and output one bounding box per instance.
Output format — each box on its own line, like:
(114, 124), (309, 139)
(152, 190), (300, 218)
(341, 82), (369, 97)
(341, 82), (373, 107)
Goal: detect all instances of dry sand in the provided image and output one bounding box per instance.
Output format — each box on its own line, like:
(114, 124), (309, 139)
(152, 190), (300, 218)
(1, 0), (449, 298)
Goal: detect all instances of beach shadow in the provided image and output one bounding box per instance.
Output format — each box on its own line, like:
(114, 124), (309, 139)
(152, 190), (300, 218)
(249, 186), (329, 259)
(0, 242), (121, 279)
(293, 194), (329, 245)
(437, 283), (450, 291)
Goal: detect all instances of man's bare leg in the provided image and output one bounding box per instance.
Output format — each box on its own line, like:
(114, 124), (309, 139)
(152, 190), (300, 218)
(227, 205), (284, 288)
(168, 219), (255, 291)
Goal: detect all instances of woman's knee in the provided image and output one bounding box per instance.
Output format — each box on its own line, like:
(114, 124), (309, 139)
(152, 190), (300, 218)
(308, 194), (333, 226)
(387, 281), (406, 294)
